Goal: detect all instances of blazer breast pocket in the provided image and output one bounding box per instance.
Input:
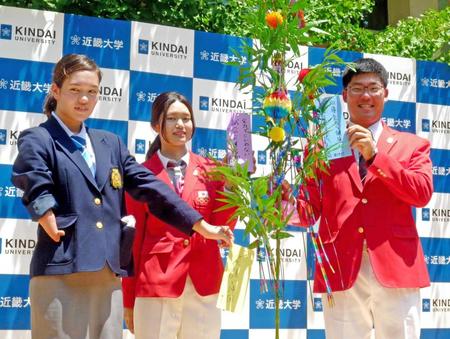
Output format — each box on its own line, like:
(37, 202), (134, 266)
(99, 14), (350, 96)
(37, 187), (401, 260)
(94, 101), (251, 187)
(144, 240), (176, 274)
(148, 240), (175, 254)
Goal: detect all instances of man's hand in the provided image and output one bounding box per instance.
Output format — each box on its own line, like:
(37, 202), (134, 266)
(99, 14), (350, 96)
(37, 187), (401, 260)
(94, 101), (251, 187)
(192, 220), (234, 247)
(124, 307), (134, 334)
(347, 124), (377, 160)
(38, 209), (65, 242)
(281, 179), (295, 204)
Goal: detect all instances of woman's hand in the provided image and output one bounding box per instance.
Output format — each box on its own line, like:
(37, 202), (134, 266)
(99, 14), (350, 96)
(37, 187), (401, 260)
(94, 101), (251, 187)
(124, 307), (134, 334)
(192, 220), (234, 247)
(38, 209), (65, 242)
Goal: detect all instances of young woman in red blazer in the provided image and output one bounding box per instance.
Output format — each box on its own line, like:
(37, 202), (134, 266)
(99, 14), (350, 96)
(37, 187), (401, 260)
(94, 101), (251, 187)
(122, 92), (236, 339)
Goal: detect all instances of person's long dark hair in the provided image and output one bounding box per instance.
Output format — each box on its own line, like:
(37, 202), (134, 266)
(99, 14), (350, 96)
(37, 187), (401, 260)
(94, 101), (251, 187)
(43, 54), (102, 117)
(146, 92), (195, 160)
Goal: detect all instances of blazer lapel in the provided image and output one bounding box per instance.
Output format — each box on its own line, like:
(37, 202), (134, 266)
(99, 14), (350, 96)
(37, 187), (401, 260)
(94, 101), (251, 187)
(89, 129), (110, 191)
(376, 126), (398, 155)
(181, 152), (200, 201)
(43, 117), (99, 190)
(148, 152), (200, 199)
(149, 153), (174, 188)
(337, 154), (364, 192)
(347, 153), (364, 191)
(364, 124), (398, 185)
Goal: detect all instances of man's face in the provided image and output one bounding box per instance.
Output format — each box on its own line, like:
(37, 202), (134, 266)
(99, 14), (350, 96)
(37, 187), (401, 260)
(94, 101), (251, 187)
(343, 72), (388, 128)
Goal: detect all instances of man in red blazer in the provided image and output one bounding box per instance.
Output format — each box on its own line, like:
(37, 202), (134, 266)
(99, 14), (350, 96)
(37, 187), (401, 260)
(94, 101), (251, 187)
(297, 58), (433, 339)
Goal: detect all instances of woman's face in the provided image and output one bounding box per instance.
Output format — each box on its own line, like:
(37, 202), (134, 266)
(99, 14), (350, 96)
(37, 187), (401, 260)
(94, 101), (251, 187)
(52, 70), (100, 132)
(155, 100), (194, 147)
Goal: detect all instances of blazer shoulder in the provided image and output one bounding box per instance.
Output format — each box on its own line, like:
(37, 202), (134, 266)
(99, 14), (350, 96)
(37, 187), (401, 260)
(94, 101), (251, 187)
(23, 123), (49, 135)
(88, 128), (125, 152)
(88, 127), (117, 140)
(397, 130), (430, 148)
(144, 153), (163, 171)
(190, 152), (215, 169)
(384, 125), (430, 147)
(18, 125), (52, 144)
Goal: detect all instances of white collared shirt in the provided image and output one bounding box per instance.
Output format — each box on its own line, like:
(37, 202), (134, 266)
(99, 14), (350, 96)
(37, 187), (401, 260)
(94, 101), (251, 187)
(157, 150), (190, 189)
(52, 112), (96, 168)
(157, 150), (190, 170)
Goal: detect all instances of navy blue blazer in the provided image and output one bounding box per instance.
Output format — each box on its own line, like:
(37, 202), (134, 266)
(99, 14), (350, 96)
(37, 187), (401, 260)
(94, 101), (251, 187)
(11, 116), (202, 278)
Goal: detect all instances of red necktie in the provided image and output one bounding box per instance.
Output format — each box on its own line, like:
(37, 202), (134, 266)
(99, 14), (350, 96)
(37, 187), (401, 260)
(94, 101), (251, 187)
(167, 160), (186, 196)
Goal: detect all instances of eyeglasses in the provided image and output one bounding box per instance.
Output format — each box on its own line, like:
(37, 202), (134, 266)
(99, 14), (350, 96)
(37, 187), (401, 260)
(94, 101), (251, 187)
(346, 85), (384, 96)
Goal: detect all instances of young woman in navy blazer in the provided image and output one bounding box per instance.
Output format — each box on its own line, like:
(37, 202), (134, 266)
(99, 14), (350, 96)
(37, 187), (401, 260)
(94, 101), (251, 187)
(11, 54), (233, 339)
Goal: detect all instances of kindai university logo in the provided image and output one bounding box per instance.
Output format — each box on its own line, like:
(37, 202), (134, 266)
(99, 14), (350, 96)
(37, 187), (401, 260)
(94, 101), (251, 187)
(199, 96), (209, 110)
(138, 39), (149, 54)
(422, 119), (431, 132)
(0, 24), (12, 39)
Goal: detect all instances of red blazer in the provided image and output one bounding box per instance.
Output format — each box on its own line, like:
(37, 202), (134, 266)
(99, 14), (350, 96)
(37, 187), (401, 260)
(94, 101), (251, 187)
(296, 124), (433, 293)
(122, 152), (236, 308)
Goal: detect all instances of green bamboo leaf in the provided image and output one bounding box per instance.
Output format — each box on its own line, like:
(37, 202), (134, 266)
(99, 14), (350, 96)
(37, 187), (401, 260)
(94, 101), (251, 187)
(270, 231), (293, 240)
(248, 240), (260, 249)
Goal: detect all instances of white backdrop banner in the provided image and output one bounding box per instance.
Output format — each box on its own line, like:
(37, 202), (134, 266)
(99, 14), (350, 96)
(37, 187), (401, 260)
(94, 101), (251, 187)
(1, 5), (449, 339)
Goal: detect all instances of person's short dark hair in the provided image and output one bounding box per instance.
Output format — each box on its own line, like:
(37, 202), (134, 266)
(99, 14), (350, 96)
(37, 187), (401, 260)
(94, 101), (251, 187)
(342, 58), (388, 88)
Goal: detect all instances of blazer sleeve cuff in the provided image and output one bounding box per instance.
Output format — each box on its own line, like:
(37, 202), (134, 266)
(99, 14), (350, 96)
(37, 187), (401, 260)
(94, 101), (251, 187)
(27, 194), (57, 221)
(183, 211), (203, 236)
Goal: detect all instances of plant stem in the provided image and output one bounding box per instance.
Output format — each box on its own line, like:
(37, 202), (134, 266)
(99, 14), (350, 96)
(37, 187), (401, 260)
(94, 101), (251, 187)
(275, 234), (281, 339)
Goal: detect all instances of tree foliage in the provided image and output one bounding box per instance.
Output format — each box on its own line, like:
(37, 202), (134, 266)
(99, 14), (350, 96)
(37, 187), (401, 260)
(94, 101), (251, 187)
(368, 8), (449, 64)
(1, 0), (448, 63)
(300, 0), (449, 63)
(1, 0), (252, 35)
(305, 0), (375, 49)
